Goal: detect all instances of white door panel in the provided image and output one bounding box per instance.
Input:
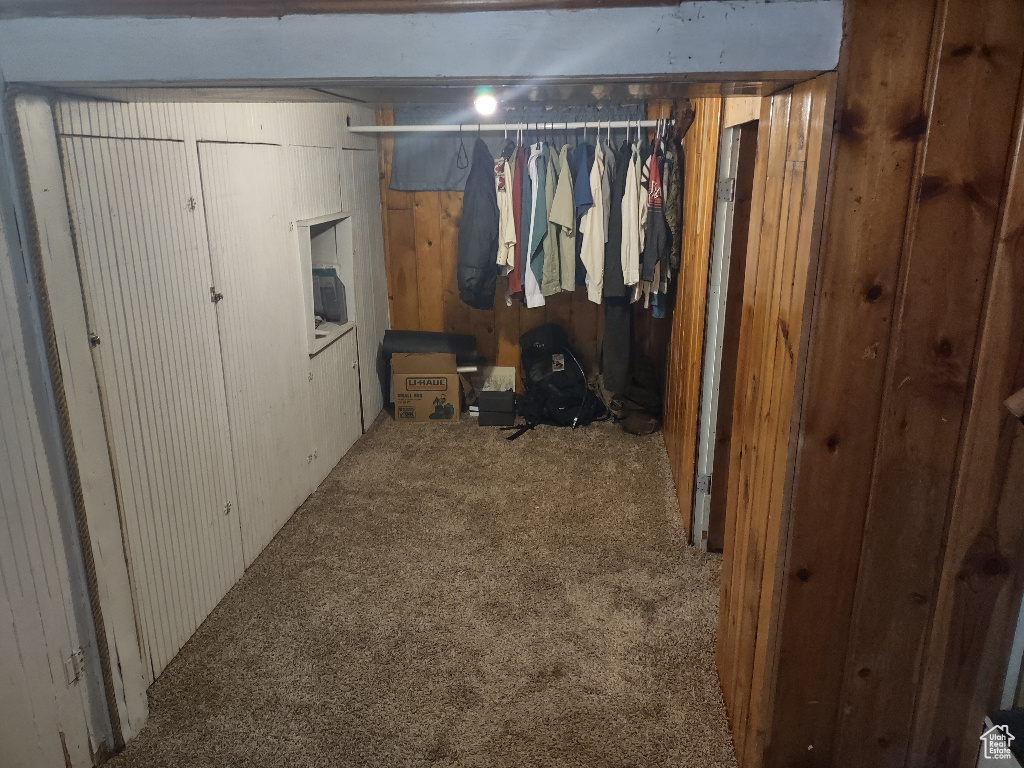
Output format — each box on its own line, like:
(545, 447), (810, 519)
(198, 142), (311, 564)
(62, 136), (244, 680)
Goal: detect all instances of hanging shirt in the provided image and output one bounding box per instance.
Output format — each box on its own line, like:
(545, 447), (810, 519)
(641, 139), (667, 283)
(524, 143), (546, 308)
(621, 141), (643, 289)
(548, 144), (577, 293)
(495, 154), (516, 273)
(663, 140), (683, 272)
(457, 138), (500, 310)
(603, 141), (631, 299)
(601, 140), (615, 239)
(509, 145), (527, 302)
(572, 142), (596, 286)
(579, 141), (607, 304)
(541, 148), (562, 296)
(638, 144), (649, 254)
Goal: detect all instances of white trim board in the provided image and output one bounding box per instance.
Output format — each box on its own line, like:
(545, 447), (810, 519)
(12, 93), (151, 746)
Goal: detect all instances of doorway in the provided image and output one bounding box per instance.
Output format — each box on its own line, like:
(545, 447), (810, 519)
(693, 116), (760, 551)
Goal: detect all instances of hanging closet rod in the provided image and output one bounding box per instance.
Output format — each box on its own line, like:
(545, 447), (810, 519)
(348, 119), (673, 134)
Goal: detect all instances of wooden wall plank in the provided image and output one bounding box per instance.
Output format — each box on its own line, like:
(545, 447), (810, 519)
(833, 1), (1024, 764)
(662, 96), (722, 540)
(570, 291), (601, 374)
(439, 191), (468, 335)
(385, 207), (420, 330)
(763, 2), (942, 763)
(717, 95), (773, 723)
(907, 67), (1024, 766)
(413, 192), (445, 333)
(712, 75), (834, 768)
(723, 91), (793, 760)
(743, 76), (833, 767)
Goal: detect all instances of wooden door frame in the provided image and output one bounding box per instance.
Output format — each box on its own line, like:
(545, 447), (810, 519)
(692, 121), (743, 550)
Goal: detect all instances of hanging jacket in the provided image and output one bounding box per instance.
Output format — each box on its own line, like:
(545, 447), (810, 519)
(603, 141), (631, 299)
(549, 145), (577, 292)
(663, 140), (683, 271)
(509, 145), (527, 302)
(524, 142), (548, 308)
(458, 139), (500, 310)
(540, 148), (561, 296)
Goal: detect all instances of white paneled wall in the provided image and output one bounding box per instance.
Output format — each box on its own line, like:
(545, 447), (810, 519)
(290, 145), (344, 219)
(61, 136), (245, 679)
(199, 141), (311, 564)
(343, 149), (390, 424)
(41, 97), (389, 682)
(0, 137), (112, 765)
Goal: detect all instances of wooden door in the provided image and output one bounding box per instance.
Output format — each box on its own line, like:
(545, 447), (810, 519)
(61, 136), (244, 681)
(198, 142), (311, 565)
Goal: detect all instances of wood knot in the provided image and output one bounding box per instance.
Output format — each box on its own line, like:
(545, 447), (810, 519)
(935, 338), (953, 358)
(837, 103), (865, 144)
(919, 175), (948, 202)
(796, 567), (811, 582)
(857, 667), (871, 678)
(895, 113), (929, 142)
(982, 555), (1010, 577)
(950, 43), (974, 57)
(864, 284), (883, 303)
(826, 434), (840, 453)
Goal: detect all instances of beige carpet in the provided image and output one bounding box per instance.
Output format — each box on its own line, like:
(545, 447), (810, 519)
(109, 416), (737, 768)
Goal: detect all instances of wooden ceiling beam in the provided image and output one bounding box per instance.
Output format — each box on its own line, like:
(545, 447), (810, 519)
(1, 0), (678, 19)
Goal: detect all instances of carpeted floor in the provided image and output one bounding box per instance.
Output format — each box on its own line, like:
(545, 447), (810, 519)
(109, 416), (737, 768)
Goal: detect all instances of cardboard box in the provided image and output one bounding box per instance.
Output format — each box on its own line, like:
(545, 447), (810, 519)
(391, 353), (460, 423)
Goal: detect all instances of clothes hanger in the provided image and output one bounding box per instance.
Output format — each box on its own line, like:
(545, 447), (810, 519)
(456, 124), (469, 170)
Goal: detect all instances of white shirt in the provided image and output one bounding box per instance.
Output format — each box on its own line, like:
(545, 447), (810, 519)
(579, 141), (607, 304)
(495, 156), (516, 273)
(524, 143), (546, 308)
(621, 142), (642, 288)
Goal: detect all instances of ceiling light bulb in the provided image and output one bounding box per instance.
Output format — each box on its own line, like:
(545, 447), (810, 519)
(475, 94), (497, 116)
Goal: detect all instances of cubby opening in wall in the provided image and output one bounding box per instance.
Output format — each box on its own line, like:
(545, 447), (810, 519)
(298, 212), (355, 356)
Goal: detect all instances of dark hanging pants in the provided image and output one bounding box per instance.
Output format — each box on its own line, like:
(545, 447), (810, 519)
(602, 298), (632, 395)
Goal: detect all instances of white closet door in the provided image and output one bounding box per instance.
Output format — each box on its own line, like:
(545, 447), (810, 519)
(308, 329), (363, 486)
(198, 142), (310, 565)
(61, 136), (244, 680)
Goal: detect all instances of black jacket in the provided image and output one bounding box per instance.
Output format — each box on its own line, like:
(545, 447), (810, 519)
(458, 139), (499, 310)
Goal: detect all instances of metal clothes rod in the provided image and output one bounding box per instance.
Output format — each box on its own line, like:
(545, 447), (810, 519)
(348, 119), (674, 134)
